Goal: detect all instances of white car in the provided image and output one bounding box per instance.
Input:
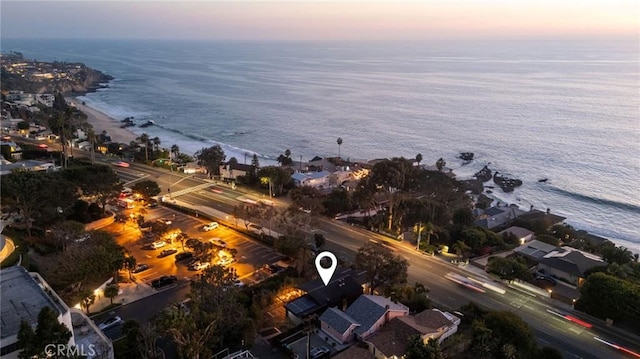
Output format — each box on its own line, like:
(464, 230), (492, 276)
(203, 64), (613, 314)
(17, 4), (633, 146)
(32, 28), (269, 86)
(209, 238), (228, 248)
(98, 316), (123, 330)
(202, 222), (219, 231)
(189, 261), (211, 271)
(151, 241), (167, 249)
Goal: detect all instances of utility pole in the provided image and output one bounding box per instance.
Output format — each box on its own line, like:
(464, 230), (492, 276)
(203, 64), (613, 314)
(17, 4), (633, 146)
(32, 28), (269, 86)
(416, 221), (422, 250)
(299, 155), (302, 171)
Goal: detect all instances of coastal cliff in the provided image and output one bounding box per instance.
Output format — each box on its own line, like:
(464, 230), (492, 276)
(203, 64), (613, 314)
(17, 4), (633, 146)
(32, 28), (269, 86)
(0, 52), (113, 95)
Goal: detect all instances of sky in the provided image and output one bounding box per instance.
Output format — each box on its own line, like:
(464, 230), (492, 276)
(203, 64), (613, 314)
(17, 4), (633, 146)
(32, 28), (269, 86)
(1, 0), (638, 41)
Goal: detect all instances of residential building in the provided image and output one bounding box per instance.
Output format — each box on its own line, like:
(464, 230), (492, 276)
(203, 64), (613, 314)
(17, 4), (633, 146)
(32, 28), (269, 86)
(514, 239), (559, 262)
(0, 159), (57, 176)
(365, 309), (460, 358)
(474, 205), (527, 230)
(285, 268), (365, 323)
(219, 161), (255, 181)
(0, 266), (113, 359)
(319, 295), (409, 345)
(537, 247), (606, 286)
(291, 170), (331, 188)
(0, 140), (22, 160)
(498, 226), (534, 245)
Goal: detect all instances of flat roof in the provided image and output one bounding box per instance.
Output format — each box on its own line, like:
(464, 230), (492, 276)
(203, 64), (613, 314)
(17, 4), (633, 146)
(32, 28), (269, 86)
(1, 267), (66, 339)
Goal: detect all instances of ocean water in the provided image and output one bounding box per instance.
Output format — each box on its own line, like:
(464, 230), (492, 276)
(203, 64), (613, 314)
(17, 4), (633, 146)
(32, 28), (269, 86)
(2, 39), (639, 251)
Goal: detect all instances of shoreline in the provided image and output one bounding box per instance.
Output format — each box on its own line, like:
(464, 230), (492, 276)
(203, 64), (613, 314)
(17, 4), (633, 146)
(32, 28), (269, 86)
(67, 97), (138, 145)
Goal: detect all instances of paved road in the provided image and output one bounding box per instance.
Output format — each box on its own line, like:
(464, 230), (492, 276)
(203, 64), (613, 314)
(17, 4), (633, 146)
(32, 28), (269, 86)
(91, 281), (191, 340)
(77, 155), (640, 358)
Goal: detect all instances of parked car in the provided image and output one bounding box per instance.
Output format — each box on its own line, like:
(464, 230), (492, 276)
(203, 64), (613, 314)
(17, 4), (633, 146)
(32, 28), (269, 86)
(218, 257), (234, 267)
(146, 199), (159, 208)
(209, 238), (228, 248)
(150, 241), (167, 249)
(156, 218), (172, 225)
(310, 346), (330, 359)
(151, 275), (178, 289)
(132, 263), (150, 273)
(158, 249), (178, 258)
(202, 222), (219, 231)
(98, 316), (123, 330)
(189, 261), (211, 271)
(175, 252), (194, 262)
(298, 207), (312, 214)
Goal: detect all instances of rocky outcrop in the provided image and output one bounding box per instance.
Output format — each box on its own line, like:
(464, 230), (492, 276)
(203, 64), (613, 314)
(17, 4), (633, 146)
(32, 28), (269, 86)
(493, 172), (522, 193)
(459, 152), (474, 161)
(474, 165), (492, 182)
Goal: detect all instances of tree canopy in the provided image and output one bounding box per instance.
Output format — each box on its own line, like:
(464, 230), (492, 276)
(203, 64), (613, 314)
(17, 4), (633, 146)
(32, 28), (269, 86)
(355, 242), (409, 294)
(17, 306), (72, 359)
(195, 145), (226, 177)
(131, 180), (161, 200)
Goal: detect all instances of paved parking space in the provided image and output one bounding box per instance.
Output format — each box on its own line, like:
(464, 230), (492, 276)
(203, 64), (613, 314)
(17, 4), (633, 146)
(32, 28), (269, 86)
(109, 203), (285, 287)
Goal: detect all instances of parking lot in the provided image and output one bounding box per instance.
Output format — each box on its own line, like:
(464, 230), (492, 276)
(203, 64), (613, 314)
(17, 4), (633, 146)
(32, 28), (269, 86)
(107, 202), (285, 288)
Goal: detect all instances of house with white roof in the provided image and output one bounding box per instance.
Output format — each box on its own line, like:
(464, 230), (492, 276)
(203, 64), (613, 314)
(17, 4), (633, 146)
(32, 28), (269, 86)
(291, 170), (331, 189)
(498, 226), (534, 245)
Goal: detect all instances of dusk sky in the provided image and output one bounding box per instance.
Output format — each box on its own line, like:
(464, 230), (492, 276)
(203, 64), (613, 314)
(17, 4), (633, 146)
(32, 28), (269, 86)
(1, 1), (638, 41)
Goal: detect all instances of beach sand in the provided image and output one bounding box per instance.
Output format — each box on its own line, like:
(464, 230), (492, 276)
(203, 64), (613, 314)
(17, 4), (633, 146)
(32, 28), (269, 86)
(68, 97), (138, 144)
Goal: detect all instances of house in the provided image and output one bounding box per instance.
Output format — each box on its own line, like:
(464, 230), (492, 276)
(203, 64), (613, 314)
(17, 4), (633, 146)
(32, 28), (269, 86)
(219, 161), (254, 181)
(285, 268), (365, 323)
(365, 309), (460, 359)
(319, 307), (360, 344)
(0, 159), (56, 176)
(319, 295), (409, 344)
(498, 226), (534, 245)
(177, 161), (205, 174)
(0, 140), (22, 160)
(291, 170), (331, 188)
(514, 239), (559, 262)
(0, 266), (113, 359)
(537, 247), (606, 287)
(474, 205), (526, 230)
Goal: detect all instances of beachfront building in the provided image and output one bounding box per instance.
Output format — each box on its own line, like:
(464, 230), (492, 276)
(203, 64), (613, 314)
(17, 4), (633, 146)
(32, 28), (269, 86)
(291, 170), (331, 188)
(0, 266), (113, 359)
(498, 226), (534, 245)
(219, 161), (255, 181)
(537, 247), (606, 287)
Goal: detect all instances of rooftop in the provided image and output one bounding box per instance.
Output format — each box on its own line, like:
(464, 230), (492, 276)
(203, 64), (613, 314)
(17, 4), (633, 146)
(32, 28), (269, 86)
(345, 295), (408, 336)
(539, 247), (605, 277)
(514, 239), (559, 260)
(1, 266), (67, 339)
(319, 307), (360, 334)
(332, 344), (373, 359)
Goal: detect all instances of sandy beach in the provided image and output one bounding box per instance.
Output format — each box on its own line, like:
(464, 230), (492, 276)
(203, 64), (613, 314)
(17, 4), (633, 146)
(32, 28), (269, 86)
(68, 97), (138, 144)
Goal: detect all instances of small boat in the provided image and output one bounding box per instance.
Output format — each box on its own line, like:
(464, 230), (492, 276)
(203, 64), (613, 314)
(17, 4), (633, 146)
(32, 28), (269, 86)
(139, 120), (155, 128)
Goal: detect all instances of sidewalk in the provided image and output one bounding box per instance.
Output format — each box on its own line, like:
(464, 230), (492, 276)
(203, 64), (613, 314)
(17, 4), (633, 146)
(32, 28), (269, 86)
(92, 279), (156, 314)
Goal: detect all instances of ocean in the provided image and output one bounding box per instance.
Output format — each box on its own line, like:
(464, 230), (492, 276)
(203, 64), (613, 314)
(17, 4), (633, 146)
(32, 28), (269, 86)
(2, 39), (639, 251)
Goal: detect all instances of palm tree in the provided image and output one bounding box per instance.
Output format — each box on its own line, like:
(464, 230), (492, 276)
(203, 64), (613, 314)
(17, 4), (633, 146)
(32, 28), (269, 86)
(436, 157), (446, 172)
(152, 136), (161, 152)
(170, 144), (180, 162)
(337, 137), (343, 159)
(137, 133), (150, 162)
(416, 153), (423, 166)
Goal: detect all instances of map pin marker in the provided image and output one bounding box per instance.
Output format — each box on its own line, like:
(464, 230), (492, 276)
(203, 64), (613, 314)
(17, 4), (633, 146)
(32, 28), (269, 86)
(315, 251), (338, 286)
